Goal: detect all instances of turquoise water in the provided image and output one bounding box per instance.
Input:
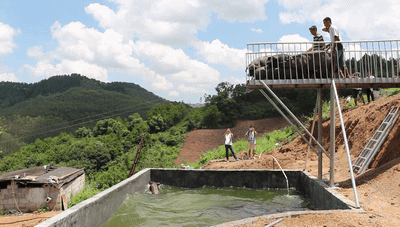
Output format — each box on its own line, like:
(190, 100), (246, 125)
(102, 186), (309, 227)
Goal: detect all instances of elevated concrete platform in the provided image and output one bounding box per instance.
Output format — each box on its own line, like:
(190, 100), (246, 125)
(246, 40), (400, 90)
(247, 78), (400, 89)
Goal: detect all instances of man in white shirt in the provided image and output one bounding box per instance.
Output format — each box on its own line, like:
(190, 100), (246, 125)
(322, 17), (349, 78)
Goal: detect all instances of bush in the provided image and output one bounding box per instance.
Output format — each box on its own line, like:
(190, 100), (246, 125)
(68, 183), (101, 208)
(38, 204), (49, 212)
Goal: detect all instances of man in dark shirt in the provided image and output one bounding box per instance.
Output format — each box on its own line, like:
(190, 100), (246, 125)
(307, 25), (325, 52)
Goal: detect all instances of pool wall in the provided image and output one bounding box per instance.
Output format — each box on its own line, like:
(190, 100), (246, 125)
(37, 169), (355, 227)
(36, 168), (150, 227)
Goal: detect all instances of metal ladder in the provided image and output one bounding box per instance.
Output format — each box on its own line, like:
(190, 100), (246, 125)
(353, 106), (400, 174)
(127, 134), (146, 178)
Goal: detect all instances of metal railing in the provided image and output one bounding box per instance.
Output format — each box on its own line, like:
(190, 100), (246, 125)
(246, 40), (400, 87)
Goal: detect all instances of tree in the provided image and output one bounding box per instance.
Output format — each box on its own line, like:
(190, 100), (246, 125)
(232, 84), (250, 101)
(75, 127), (93, 138)
(93, 118), (129, 137)
(146, 103), (186, 133)
(215, 82), (234, 99)
(204, 82), (242, 127)
(127, 113), (143, 131)
(202, 105), (222, 128)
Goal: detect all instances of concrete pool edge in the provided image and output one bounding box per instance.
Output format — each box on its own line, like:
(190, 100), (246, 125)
(35, 168), (151, 227)
(36, 169), (361, 227)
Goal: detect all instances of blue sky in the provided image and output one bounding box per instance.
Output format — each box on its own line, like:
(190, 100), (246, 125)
(1, 0), (399, 103)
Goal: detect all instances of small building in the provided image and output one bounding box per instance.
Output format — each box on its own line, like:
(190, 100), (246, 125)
(0, 165), (85, 212)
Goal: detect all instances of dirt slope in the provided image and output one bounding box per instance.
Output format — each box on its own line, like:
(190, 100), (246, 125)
(174, 118), (291, 165)
(203, 94), (400, 226)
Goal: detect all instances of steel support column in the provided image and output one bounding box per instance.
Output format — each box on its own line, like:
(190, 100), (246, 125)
(318, 88), (323, 180)
(332, 80), (360, 208)
(330, 84), (335, 186)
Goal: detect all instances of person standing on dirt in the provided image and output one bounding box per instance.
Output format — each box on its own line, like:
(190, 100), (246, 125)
(364, 73), (375, 103)
(352, 87), (365, 106)
(245, 126), (257, 159)
(224, 128), (239, 162)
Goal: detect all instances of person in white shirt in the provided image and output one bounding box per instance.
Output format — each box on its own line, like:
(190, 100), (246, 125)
(322, 17), (349, 78)
(224, 128), (239, 162)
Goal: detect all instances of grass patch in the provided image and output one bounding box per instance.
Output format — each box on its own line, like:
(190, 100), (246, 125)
(68, 183), (102, 208)
(381, 88), (400, 97)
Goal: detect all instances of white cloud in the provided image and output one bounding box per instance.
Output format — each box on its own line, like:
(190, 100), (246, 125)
(251, 28), (263, 33)
(278, 0), (322, 9)
(224, 76), (245, 85)
(178, 84), (207, 95)
(278, 0), (400, 40)
(205, 0), (269, 23)
(24, 59), (109, 81)
(0, 73), (19, 82)
(25, 21), (150, 82)
(0, 22), (20, 55)
(27, 46), (44, 58)
(194, 39), (246, 71)
(168, 90), (180, 97)
(23, 0), (272, 100)
(50, 21), (140, 68)
(132, 40), (219, 92)
(278, 34), (312, 52)
(85, 0), (269, 47)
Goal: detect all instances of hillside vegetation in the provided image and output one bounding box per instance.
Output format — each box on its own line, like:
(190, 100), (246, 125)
(0, 74), (175, 153)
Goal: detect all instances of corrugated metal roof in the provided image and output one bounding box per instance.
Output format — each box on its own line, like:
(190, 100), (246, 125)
(0, 165), (84, 187)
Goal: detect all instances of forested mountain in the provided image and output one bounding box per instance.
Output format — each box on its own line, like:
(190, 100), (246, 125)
(0, 74), (177, 152)
(0, 73), (167, 109)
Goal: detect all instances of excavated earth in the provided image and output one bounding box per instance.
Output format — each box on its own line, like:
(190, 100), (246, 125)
(201, 93), (400, 227)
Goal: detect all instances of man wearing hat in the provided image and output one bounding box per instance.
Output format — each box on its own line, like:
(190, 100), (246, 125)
(307, 25), (325, 52)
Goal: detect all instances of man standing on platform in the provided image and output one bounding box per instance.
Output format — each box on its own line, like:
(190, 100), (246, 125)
(322, 17), (349, 78)
(307, 25), (325, 52)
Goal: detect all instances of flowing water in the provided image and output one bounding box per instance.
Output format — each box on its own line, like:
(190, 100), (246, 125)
(102, 186), (309, 227)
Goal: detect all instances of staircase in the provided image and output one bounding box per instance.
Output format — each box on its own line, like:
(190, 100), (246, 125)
(352, 107), (400, 174)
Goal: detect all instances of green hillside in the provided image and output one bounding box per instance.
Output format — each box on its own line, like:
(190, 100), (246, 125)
(0, 74), (175, 152)
(1, 87), (162, 122)
(0, 73), (166, 109)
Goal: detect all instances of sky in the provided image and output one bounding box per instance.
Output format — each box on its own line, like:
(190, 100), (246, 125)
(1, 0), (400, 104)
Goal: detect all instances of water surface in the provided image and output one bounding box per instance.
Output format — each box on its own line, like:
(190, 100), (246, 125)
(102, 186), (309, 227)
